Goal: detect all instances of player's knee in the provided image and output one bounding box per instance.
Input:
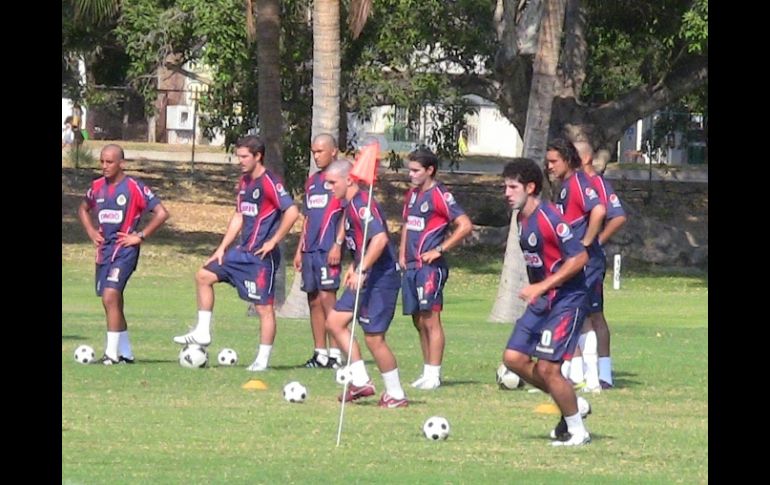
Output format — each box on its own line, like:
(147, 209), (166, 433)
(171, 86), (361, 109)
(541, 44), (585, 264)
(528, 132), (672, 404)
(101, 288), (121, 307)
(504, 350), (528, 373)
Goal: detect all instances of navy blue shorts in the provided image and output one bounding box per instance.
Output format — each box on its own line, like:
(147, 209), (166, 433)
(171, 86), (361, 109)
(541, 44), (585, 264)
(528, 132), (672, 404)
(95, 248), (139, 296)
(401, 264), (448, 314)
(300, 251), (341, 293)
(505, 297), (586, 362)
(335, 284), (399, 334)
(205, 248), (279, 305)
(584, 258), (605, 313)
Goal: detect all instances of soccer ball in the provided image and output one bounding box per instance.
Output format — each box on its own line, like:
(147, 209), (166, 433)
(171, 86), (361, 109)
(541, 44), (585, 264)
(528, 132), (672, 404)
(217, 348), (238, 366)
(577, 396), (591, 418)
(179, 344), (208, 368)
(496, 363), (525, 390)
(335, 366), (353, 386)
(423, 416), (450, 440)
(282, 381), (308, 403)
(74, 344), (96, 364)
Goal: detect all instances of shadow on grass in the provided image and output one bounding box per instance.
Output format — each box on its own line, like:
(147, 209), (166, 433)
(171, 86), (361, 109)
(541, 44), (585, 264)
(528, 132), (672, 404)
(62, 335), (86, 340)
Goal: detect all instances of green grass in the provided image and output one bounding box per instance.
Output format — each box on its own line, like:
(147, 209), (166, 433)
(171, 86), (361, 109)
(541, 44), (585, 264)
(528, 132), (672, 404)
(62, 240), (707, 484)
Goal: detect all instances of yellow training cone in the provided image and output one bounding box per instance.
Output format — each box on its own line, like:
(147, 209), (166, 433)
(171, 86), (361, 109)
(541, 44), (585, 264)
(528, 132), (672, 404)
(242, 379), (268, 390)
(534, 403), (560, 415)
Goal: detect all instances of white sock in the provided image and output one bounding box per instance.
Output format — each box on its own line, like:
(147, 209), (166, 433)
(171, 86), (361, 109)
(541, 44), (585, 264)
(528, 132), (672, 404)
(313, 348), (329, 365)
(381, 368), (405, 399)
(569, 356), (584, 384)
(105, 332), (120, 360)
(564, 411), (587, 436)
(118, 331), (133, 359)
(582, 331), (600, 389)
(329, 347), (342, 360)
(599, 357), (613, 385)
(196, 310), (212, 335)
(561, 360), (571, 379)
(255, 344), (272, 366)
(424, 364), (441, 380)
(350, 359), (370, 386)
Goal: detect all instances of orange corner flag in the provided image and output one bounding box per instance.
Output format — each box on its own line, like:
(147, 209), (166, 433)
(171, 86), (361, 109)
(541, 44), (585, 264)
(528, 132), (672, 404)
(350, 141), (379, 186)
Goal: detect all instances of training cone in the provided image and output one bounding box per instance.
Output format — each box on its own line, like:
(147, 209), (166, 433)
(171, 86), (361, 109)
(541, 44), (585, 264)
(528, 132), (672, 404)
(242, 379), (268, 390)
(534, 403), (560, 415)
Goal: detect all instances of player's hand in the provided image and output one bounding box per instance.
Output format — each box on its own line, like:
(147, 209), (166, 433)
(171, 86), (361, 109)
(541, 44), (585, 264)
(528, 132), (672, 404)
(327, 244), (341, 266)
(88, 228), (105, 246)
(116, 231), (140, 247)
(420, 249), (441, 264)
(398, 255), (407, 270)
(518, 283), (545, 304)
(345, 268), (367, 291)
(205, 248), (226, 266)
(293, 252), (302, 271)
(254, 239), (277, 259)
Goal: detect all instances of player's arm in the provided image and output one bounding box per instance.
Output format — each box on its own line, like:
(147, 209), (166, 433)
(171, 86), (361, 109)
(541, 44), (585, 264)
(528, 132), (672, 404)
(293, 217), (307, 271)
(581, 202), (606, 247)
(205, 211), (244, 266)
(77, 199), (103, 246)
(119, 202), (171, 248)
(598, 214), (627, 246)
(358, 231), (388, 272)
(518, 249), (588, 303)
(398, 221), (408, 269)
(327, 214), (345, 266)
(255, 204), (300, 258)
(421, 213), (473, 264)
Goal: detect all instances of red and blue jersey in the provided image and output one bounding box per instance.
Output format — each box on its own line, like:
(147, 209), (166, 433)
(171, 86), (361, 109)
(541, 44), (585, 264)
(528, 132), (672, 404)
(343, 190), (399, 286)
(518, 202), (587, 301)
(554, 170), (604, 262)
(300, 170), (344, 253)
(84, 176), (160, 264)
(401, 182), (466, 268)
(591, 174), (626, 222)
(235, 170), (295, 252)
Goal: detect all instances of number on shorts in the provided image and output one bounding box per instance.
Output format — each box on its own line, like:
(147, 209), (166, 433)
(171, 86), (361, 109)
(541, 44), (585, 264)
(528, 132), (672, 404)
(540, 330), (552, 347)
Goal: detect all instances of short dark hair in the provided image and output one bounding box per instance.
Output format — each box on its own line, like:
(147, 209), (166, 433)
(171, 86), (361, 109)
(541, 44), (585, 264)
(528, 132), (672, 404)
(236, 135), (266, 158)
(546, 138), (581, 169)
(407, 147), (439, 176)
(502, 158), (543, 195)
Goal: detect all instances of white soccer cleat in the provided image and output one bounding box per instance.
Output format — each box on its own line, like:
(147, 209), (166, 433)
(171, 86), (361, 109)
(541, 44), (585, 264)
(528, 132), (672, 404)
(551, 430), (591, 447)
(415, 377), (441, 390)
(410, 375), (427, 388)
(172, 330), (211, 346)
(581, 385), (602, 394)
(246, 359), (268, 372)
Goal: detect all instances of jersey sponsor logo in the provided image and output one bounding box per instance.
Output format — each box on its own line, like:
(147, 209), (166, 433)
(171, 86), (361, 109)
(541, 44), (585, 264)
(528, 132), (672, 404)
(406, 215), (425, 231)
(560, 188), (567, 200)
(98, 209), (123, 224)
(143, 185), (155, 199)
(585, 187), (598, 199)
(96, 198), (105, 203)
(523, 250), (543, 267)
(106, 267), (121, 283)
(307, 194), (328, 209)
(240, 201), (259, 216)
(527, 232), (537, 246)
(420, 201), (429, 213)
(276, 183), (288, 196)
(252, 188), (261, 199)
(408, 192), (417, 207)
(116, 194), (127, 206)
(556, 222), (573, 240)
(443, 192), (456, 205)
(323, 181), (333, 191)
(609, 193), (621, 207)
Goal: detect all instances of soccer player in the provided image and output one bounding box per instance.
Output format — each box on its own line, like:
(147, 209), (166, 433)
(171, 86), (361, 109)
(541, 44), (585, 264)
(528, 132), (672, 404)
(78, 144), (170, 365)
(293, 133), (345, 369)
(545, 138), (606, 393)
(323, 159), (408, 408)
(501, 158), (591, 446)
(399, 148), (472, 390)
(172, 135), (299, 372)
(573, 141), (627, 389)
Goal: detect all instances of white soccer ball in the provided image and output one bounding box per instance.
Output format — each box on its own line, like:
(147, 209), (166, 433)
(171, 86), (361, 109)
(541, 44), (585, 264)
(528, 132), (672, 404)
(217, 348), (238, 366)
(179, 344), (208, 368)
(577, 396), (591, 418)
(423, 416), (450, 441)
(74, 344), (96, 365)
(496, 363), (525, 390)
(283, 381), (308, 403)
(335, 366), (353, 386)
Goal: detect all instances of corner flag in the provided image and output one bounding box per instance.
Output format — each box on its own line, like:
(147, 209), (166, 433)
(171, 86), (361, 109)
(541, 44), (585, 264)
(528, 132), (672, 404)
(350, 141), (379, 186)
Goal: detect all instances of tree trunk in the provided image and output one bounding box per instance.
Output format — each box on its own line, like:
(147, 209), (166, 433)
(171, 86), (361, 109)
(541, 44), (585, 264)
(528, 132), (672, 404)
(489, 0), (566, 323)
(279, 0), (341, 318)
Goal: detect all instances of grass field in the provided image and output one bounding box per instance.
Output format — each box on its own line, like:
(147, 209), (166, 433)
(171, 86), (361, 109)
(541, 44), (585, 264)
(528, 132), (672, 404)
(62, 236), (707, 484)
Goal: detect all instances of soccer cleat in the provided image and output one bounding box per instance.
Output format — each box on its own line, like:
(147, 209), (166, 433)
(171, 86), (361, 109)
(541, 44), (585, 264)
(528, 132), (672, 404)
(551, 430), (591, 447)
(410, 375), (427, 388)
(303, 351), (329, 368)
(414, 377), (441, 390)
(172, 330), (211, 346)
(119, 355), (135, 364)
(246, 360), (268, 372)
(549, 416), (569, 440)
(326, 356), (342, 370)
(338, 381), (376, 402)
(599, 379), (614, 390)
(378, 393), (409, 408)
(100, 354), (121, 366)
(581, 385), (602, 394)
(572, 380), (587, 391)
